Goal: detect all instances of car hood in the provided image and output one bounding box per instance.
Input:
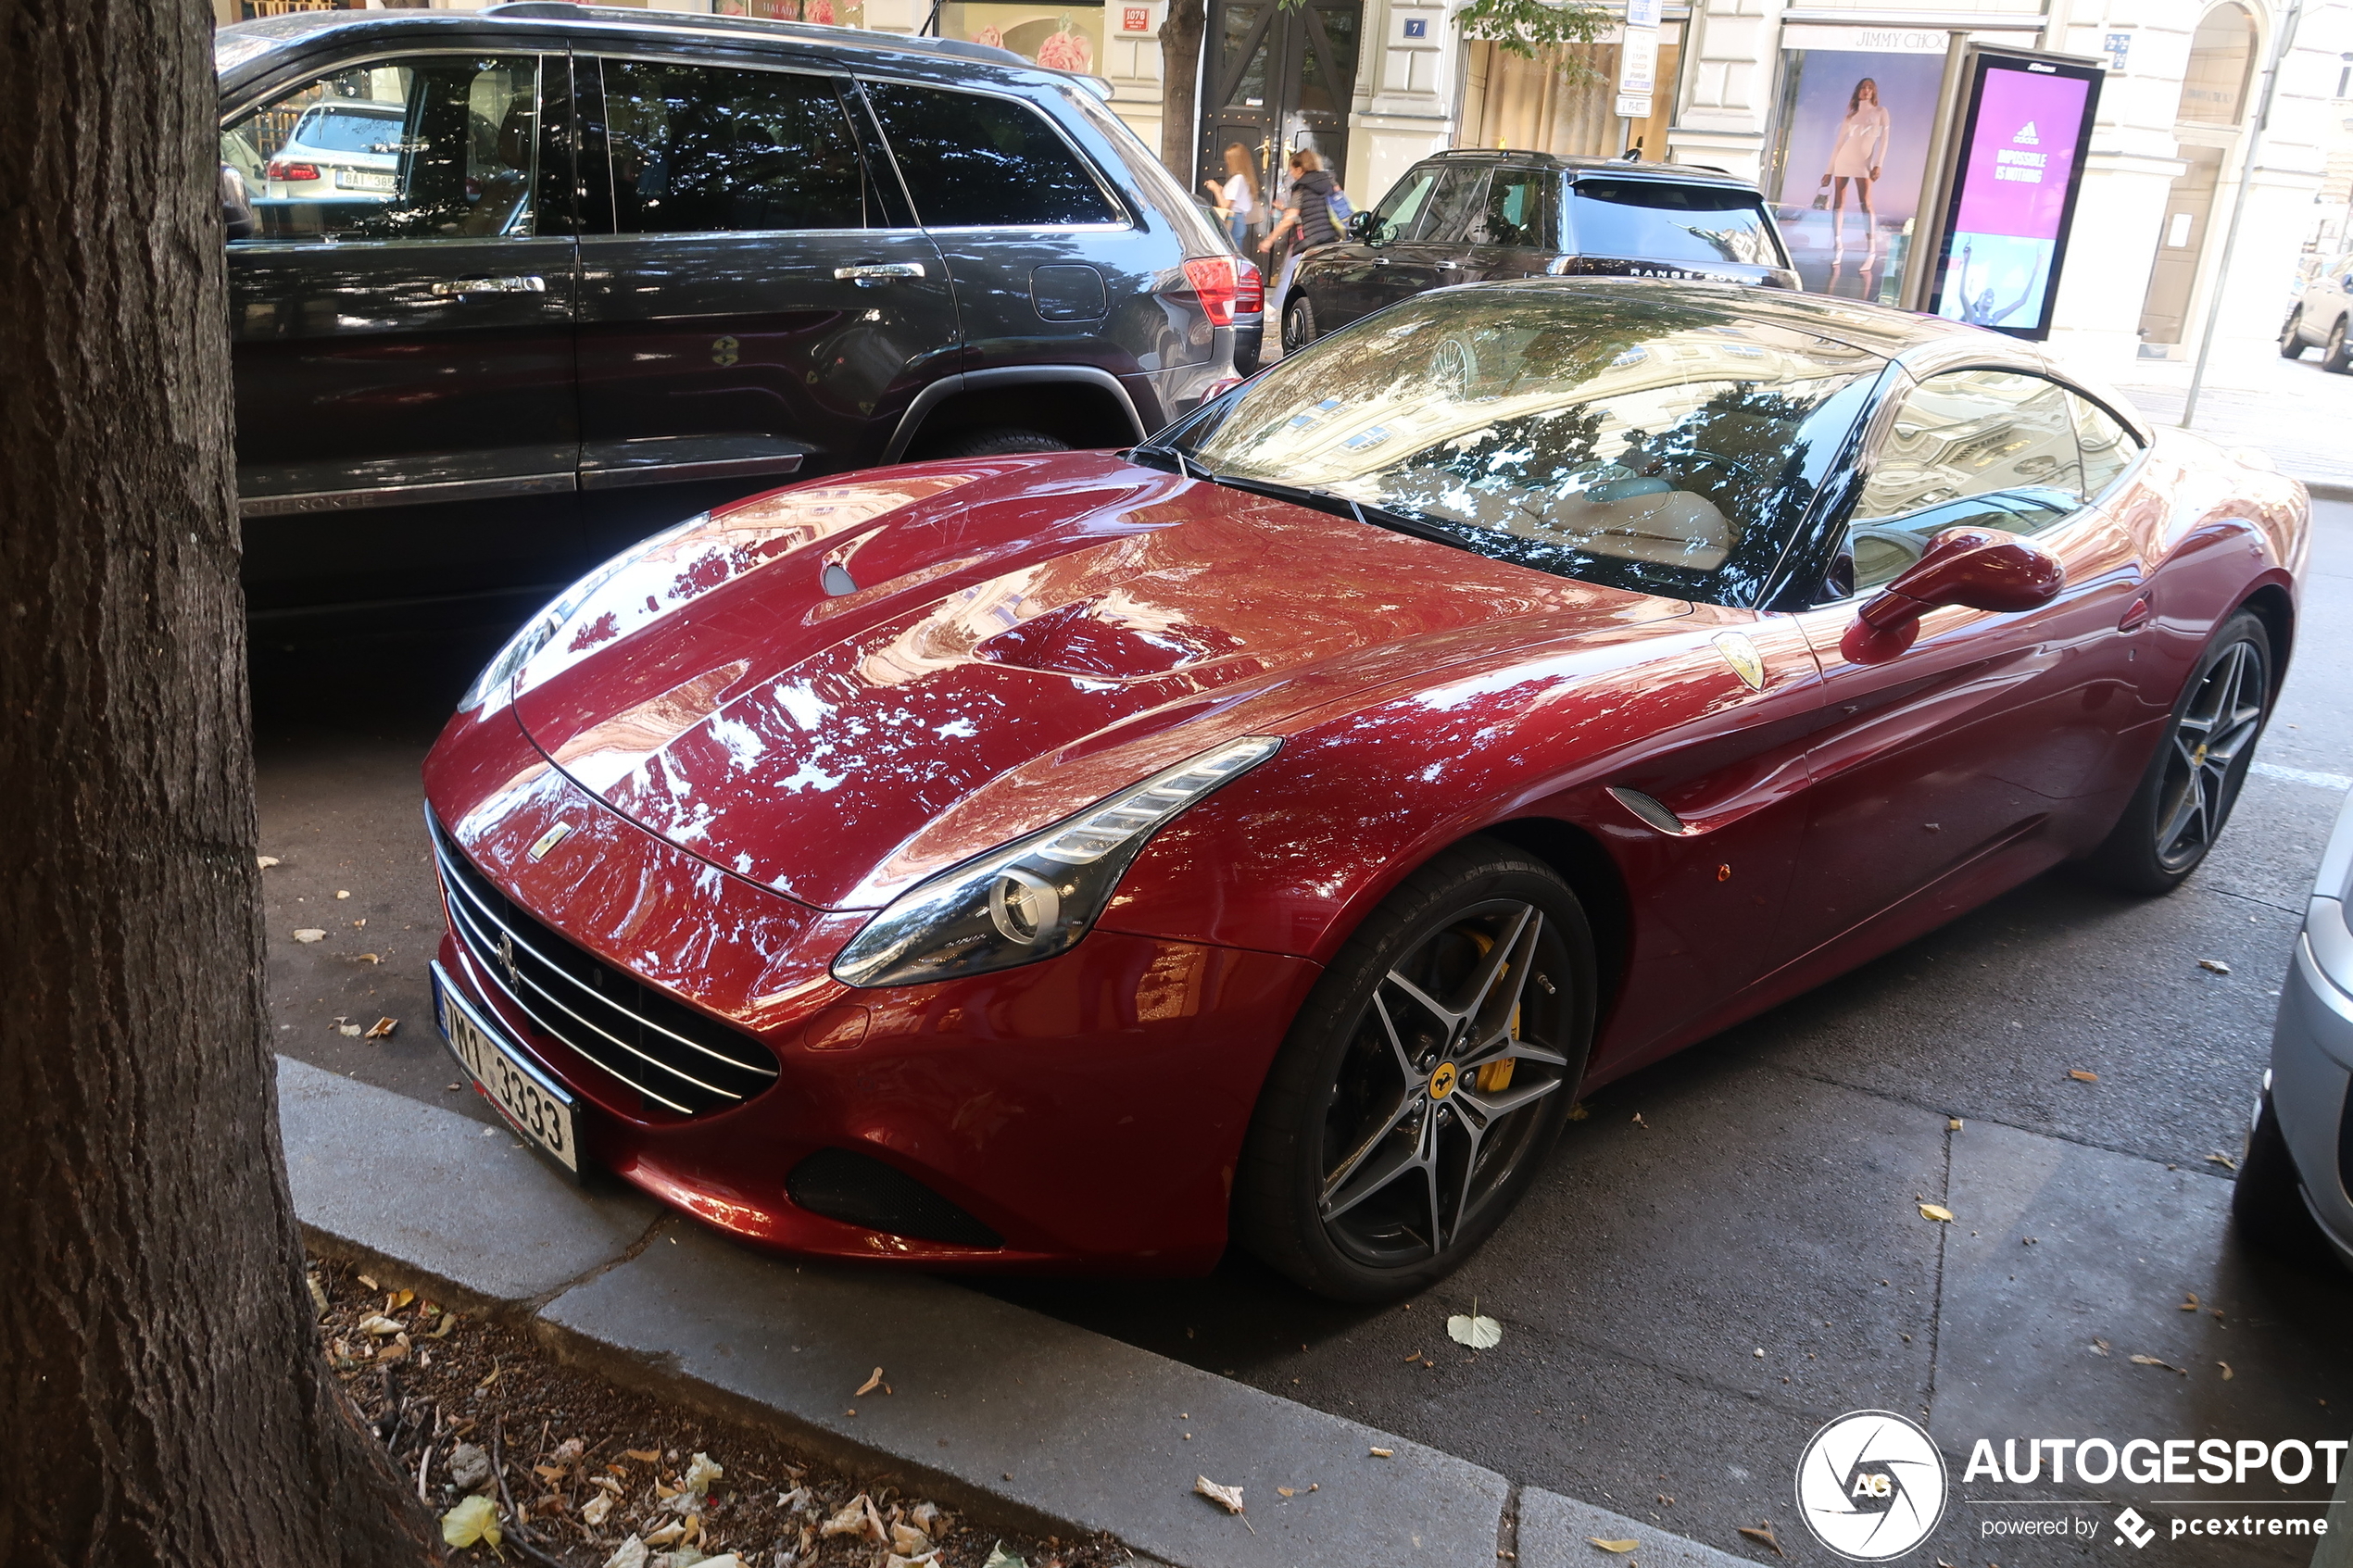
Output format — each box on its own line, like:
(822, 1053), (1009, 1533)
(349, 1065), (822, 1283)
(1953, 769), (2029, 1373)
(497, 452), (1690, 909)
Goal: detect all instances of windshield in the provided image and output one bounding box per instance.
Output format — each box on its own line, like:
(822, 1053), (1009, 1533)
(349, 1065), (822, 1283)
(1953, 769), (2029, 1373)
(292, 103), (402, 155)
(1568, 180), (1788, 269)
(1164, 285), (1882, 605)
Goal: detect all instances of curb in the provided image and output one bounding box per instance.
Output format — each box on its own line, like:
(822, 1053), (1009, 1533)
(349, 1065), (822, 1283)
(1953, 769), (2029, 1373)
(2304, 479), (2353, 503)
(282, 1057), (1752, 1568)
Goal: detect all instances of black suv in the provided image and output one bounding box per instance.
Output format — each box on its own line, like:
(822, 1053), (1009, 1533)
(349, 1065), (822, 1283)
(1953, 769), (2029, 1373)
(217, 3), (1259, 616)
(1282, 151), (1794, 351)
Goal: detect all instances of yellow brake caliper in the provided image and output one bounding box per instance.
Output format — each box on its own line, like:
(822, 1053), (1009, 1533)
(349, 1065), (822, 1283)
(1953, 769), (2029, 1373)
(1464, 929), (1517, 1094)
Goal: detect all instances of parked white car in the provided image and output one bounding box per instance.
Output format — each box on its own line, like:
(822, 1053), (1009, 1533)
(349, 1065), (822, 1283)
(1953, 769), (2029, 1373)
(263, 98), (402, 201)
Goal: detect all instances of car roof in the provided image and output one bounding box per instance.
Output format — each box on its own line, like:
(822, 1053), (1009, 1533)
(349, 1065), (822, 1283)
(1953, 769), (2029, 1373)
(1419, 148), (1762, 191)
(216, 1), (1058, 95)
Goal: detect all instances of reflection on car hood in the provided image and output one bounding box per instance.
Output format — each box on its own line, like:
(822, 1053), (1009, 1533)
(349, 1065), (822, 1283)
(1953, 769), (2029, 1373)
(509, 451), (1691, 909)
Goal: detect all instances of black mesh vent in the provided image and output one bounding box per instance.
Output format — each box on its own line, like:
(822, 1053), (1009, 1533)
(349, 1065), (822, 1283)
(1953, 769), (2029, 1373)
(787, 1148), (1004, 1248)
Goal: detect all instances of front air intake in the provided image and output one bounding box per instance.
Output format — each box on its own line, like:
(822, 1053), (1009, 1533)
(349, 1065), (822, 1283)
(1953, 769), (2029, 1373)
(786, 1148), (1004, 1248)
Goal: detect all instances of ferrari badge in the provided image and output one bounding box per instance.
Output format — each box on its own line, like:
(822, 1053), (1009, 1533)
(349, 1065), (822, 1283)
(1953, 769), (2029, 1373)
(1712, 631), (1766, 692)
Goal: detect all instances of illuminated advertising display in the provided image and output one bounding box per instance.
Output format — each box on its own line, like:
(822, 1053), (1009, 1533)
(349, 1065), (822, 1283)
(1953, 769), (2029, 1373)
(1924, 49), (2103, 341)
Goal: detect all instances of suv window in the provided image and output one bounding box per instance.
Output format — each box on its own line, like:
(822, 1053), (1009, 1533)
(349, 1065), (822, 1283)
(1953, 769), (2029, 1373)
(2070, 392), (2143, 497)
(1567, 180), (1784, 269)
(1846, 369), (2088, 590)
(1471, 166), (1552, 247)
(598, 60), (873, 233)
(223, 55), (542, 243)
(1415, 164), (1490, 245)
(862, 82), (1118, 228)
(1366, 165), (1439, 243)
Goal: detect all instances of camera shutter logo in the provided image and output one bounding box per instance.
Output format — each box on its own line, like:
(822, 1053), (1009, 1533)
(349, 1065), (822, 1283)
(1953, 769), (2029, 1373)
(1795, 1411), (1947, 1561)
(2114, 1508), (2155, 1549)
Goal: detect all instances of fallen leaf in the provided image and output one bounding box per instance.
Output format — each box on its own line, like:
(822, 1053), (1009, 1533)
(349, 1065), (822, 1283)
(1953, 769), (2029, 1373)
(1588, 1539), (1640, 1553)
(642, 1519), (686, 1547)
(336, 889), (352, 899)
(355, 953), (382, 965)
(441, 1494), (501, 1549)
(1568, 1101), (1590, 1121)
(2130, 1355), (2189, 1375)
(1404, 1350), (1423, 1362)
(306, 1274), (328, 1317)
(1448, 1311), (1503, 1349)
(2206, 1152), (2238, 1170)
(891, 1522), (934, 1555)
(356, 1273), (378, 1289)
(2219, 1361), (2234, 1379)
(2068, 1069), (2099, 1083)
(884, 1554), (938, 1568)
(293, 928), (326, 943)
(2198, 959), (2232, 974)
(857, 1367), (886, 1397)
(357, 1313), (403, 1336)
(2092, 1339), (2110, 1356)
(583, 1491), (615, 1527)
(683, 1451), (723, 1497)
(364, 1016), (397, 1039)
(1630, 1112), (1650, 1129)
(1277, 1486), (1297, 1498)
(1740, 1520), (1786, 1555)
(257, 855), (281, 869)
(336, 1022), (362, 1037)
(600, 1536), (648, 1568)
(1193, 1475), (1245, 1514)
(820, 1496), (875, 1540)
(1918, 1203), (1954, 1223)
(2179, 1293), (2199, 1311)
(1368, 1447), (1394, 1458)
(983, 1545), (1028, 1568)
(1948, 1118), (1963, 1131)
(625, 1448), (662, 1463)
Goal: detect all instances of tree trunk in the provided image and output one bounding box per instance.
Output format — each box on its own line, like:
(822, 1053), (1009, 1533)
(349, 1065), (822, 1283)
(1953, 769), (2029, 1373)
(1159, 0), (1206, 186)
(0, 4), (446, 1564)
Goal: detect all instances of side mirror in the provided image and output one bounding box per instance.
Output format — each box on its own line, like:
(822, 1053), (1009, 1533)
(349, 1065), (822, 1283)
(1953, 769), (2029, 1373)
(1841, 526), (2064, 664)
(220, 164), (257, 242)
(1347, 209), (1379, 245)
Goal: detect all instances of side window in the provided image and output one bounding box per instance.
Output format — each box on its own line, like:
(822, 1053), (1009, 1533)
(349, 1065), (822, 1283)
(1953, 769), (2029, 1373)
(1845, 369), (2088, 591)
(862, 82), (1118, 228)
(2070, 392), (2143, 497)
(598, 61), (871, 234)
(1368, 167), (1439, 243)
(1415, 165), (1489, 245)
(222, 56), (542, 243)
(1472, 167), (1551, 247)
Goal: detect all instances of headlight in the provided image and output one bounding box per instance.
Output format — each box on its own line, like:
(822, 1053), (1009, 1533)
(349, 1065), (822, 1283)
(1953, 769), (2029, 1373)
(831, 736), (1281, 989)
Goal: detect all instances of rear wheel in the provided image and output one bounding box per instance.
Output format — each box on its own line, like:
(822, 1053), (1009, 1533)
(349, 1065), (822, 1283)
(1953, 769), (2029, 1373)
(2233, 1094), (2345, 1271)
(2081, 610), (2271, 895)
(1282, 293), (1318, 355)
(1234, 839), (1594, 1301)
(2280, 306), (2308, 358)
(916, 428), (1069, 459)
(2324, 317), (2351, 373)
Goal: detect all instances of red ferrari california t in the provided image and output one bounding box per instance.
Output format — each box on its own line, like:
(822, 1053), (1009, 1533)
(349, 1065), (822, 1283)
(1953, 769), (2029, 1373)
(424, 280), (2307, 1301)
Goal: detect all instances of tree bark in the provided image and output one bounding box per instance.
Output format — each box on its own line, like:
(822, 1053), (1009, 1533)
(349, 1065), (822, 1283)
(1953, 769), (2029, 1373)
(0, 4), (446, 1564)
(1159, 0), (1206, 186)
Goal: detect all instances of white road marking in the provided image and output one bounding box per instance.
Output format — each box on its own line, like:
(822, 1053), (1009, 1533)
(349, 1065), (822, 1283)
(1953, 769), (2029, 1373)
(2252, 760), (2353, 791)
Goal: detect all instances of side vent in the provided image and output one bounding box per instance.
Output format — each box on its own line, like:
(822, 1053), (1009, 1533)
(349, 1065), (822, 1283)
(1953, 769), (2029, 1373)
(1607, 786), (1690, 836)
(786, 1148), (1004, 1248)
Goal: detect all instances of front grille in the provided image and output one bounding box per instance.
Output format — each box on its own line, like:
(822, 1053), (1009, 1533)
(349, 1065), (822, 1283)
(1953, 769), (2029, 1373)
(786, 1148), (1004, 1248)
(430, 813), (779, 1117)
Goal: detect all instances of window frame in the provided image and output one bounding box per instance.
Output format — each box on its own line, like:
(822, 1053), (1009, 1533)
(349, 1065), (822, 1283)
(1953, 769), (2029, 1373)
(853, 74), (1136, 235)
(219, 48), (564, 249)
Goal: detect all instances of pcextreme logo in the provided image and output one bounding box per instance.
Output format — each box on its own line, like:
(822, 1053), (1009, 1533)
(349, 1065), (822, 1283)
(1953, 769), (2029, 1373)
(1796, 1411), (1949, 1561)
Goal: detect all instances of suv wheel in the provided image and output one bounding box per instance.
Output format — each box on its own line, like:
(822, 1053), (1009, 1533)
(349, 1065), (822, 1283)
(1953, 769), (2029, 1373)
(2280, 306), (2308, 358)
(2325, 317), (2352, 373)
(1282, 294), (1318, 355)
(918, 428), (1070, 459)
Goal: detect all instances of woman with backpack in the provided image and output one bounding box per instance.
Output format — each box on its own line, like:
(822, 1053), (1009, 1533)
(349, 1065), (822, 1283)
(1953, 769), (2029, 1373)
(1260, 148), (1346, 329)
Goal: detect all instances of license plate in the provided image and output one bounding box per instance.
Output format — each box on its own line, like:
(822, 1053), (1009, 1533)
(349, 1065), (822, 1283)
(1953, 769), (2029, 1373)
(434, 968), (580, 1174)
(337, 169), (396, 192)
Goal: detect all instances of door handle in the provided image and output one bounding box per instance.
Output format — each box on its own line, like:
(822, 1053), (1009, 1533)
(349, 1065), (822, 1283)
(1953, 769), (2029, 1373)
(430, 275), (547, 296)
(2118, 593), (2153, 632)
(834, 263), (926, 284)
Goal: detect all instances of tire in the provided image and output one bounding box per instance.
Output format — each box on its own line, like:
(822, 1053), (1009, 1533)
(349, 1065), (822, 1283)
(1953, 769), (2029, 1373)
(2232, 1093), (2345, 1272)
(916, 428), (1069, 459)
(2325, 317), (2351, 373)
(2080, 610), (2272, 896)
(1232, 838), (1595, 1301)
(2280, 306), (2309, 358)
(1282, 293), (1318, 356)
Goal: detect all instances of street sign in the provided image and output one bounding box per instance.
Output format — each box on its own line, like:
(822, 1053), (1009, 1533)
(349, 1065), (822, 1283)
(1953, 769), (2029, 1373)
(1625, 0), (1661, 27)
(1617, 27), (1658, 95)
(1616, 94), (1655, 119)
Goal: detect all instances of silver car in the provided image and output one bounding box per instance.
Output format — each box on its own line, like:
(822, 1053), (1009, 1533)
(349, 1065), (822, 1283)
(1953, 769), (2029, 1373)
(261, 97), (401, 202)
(2280, 248), (2353, 373)
(2236, 784), (2353, 1268)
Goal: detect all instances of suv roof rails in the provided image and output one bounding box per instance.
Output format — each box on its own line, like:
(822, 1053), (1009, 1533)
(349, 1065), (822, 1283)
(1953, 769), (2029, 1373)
(482, 1), (1030, 69)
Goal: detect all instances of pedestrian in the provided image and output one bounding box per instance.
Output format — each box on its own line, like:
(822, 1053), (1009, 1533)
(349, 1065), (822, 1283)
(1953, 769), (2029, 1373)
(1261, 148), (1342, 322)
(1202, 142), (1258, 255)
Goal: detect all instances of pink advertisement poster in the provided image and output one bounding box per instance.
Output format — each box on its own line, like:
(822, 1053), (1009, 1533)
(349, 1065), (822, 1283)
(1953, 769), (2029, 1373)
(1934, 65), (2093, 332)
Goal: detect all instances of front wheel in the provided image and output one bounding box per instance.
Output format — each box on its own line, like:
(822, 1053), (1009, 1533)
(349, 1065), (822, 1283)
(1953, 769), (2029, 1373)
(2081, 610), (2271, 896)
(915, 428), (1069, 459)
(2280, 306), (2308, 358)
(1282, 293), (1319, 355)
(1233, 839), (1594, 1301)
(2325, 317), (2351, 373)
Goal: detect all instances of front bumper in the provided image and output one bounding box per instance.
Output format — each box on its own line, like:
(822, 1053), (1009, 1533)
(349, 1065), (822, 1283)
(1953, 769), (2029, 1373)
(2269, 900), (2353, 1268)
(425, 714), (1318, 1273)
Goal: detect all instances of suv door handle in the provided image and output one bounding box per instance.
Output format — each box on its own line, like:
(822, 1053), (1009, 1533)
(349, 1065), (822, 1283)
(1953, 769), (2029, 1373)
(430, 275), (547, 296)
(835, 263), (926, 284)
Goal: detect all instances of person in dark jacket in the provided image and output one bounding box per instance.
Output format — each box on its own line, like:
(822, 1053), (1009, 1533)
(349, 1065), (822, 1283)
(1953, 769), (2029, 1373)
(1261, 148), (1341, 327)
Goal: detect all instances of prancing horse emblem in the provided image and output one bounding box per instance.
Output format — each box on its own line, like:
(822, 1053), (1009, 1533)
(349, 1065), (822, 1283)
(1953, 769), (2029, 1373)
(1712, 631), (1766, 692)
(497, 929), (520, 986)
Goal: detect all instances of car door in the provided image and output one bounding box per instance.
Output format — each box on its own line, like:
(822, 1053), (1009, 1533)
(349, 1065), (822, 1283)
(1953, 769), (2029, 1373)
(225, 49), (581, 608)
(1300, 160), (1438, 330)
(572, 52), (957, 545)
(1378, 161), (1486, 303)
(856, 79), (1164, 396)
(1445, 163), (1556, 283)
(1780, 366), (2147, 955)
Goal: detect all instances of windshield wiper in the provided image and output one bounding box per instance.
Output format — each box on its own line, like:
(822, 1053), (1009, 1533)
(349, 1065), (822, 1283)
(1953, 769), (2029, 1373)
(1187, 470), (1478, 555)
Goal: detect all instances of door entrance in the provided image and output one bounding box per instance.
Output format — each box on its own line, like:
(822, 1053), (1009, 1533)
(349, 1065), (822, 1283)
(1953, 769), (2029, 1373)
(1198, 0), (1363, 238)
(2137, 144), (2224, 348)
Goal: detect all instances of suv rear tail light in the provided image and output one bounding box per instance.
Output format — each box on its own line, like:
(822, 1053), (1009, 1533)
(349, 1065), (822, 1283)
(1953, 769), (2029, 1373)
(1180, 256), (1262, 327)
(267, 158), (320, 182)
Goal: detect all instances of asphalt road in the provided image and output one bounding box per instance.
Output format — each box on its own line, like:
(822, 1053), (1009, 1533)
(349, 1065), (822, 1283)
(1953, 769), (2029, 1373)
(255, 502), (2353, 1568)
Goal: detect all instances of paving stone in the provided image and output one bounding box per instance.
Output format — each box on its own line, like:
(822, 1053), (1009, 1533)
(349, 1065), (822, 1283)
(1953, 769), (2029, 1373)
(538, 1222), (1508, 1568)
(1516, 1488), (1753, 1568)
(279, 1054), (659, 1306)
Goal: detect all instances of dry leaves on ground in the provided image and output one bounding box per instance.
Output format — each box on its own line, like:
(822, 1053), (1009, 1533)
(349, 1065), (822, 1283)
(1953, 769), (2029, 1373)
(1588, 1538), (1639, 1553)
(2131, 1355), (2189, 1375)
(2198, 959), (2232, 974)
(2068, 1070), (2099, 1083)
(1447, 1298), (1503, 1350)
(294, 928), (326, 943)
(1191, 1476), (1244, 1515)
(1739, 1520), (1784, 1555)
(1918, 1204), (1954, 1223)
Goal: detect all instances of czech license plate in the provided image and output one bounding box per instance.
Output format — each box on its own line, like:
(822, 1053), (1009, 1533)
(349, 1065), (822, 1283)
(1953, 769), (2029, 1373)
(434, 968), (579, 1174)
(337, 169), (396, 192)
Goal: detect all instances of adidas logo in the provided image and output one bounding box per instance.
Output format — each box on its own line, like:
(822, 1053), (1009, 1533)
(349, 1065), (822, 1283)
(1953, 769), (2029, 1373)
(2014, 120), (2040, 144)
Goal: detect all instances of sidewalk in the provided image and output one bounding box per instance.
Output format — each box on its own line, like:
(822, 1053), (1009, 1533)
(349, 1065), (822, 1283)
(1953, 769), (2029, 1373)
(281, 1056), (1747, 1568)
(2100, 343), (2353, 497)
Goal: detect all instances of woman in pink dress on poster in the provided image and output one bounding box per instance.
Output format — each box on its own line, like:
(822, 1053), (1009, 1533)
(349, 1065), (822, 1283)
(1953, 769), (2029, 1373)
(1819, 78), (1891, 252)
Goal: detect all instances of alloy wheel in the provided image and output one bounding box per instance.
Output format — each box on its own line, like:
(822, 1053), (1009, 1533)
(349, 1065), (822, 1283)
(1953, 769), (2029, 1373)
(1315, 900), (1573, 1268)
(2153, 637), (2267, 872)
